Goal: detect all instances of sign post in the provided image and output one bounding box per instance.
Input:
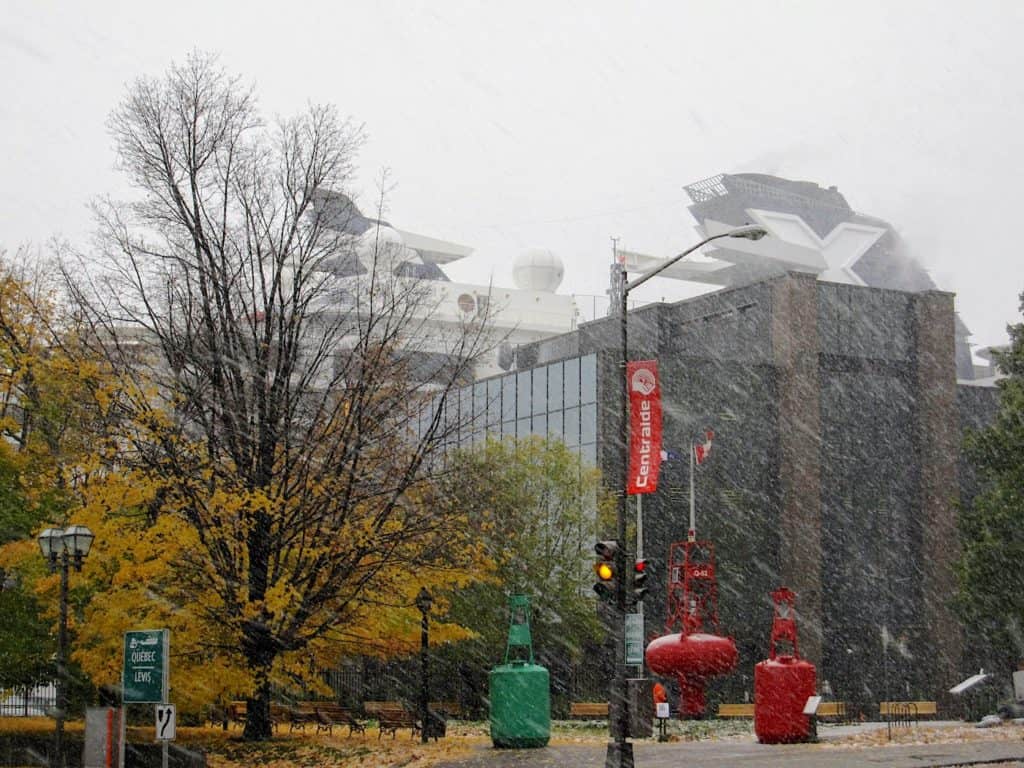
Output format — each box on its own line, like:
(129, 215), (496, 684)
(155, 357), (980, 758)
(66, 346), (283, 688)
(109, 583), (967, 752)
(625, 613), (644, 665)
(121, 630), (170, 768)
(122, 630), (168, 704)
(155, 705), (176, 741)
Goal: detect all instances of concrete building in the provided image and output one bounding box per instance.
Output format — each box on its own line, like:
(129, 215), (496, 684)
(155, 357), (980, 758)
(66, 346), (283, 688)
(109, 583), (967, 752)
(458, 271), (998, 709)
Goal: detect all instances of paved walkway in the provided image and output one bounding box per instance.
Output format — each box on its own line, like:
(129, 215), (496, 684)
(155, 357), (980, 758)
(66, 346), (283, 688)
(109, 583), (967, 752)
(436, 723), (1024, 768)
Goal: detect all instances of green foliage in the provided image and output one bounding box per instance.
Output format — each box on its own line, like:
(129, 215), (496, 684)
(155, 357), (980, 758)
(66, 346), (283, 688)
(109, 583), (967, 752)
(956, 291), (1024, 667)
(437, 437), (609, 709)
(0, 584), (53, 690)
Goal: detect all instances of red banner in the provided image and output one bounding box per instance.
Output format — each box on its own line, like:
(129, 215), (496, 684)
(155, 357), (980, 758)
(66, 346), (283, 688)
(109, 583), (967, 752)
(627, 360), (662, 494)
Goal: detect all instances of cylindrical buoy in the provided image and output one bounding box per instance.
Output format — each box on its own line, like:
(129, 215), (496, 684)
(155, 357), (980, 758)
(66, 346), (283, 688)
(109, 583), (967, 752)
(754, 587), (816, 744)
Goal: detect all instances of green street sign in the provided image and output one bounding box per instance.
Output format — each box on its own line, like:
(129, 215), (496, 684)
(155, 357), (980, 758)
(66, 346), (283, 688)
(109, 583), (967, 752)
(625, 613), (644, 665)
(123, 629), (168, 703)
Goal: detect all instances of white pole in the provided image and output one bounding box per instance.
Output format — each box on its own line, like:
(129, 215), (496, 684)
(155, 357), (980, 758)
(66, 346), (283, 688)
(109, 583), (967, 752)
(636, 494), (644, 560)
(689, 442), (696, 541)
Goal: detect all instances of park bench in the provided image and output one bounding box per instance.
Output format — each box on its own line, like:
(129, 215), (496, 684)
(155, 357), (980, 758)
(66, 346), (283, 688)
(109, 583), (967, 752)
(227, 701), (247, 728)
(374, 706), (420, 739)
(717, 701), (846, 720)
(364, 700), (402, 715)
(717, 703), (754, 718)
(206, 704), (229, 729)
(570, 702), (609, 719)
(287, 702), (318, 732)
(314, 703), (365, 736)
(879, 700), (937, 719)
(816, 701), (847, 721)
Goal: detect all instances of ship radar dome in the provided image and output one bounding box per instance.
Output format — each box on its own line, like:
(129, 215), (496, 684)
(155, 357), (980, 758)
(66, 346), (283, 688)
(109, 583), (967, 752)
(512, 249), (564, 292)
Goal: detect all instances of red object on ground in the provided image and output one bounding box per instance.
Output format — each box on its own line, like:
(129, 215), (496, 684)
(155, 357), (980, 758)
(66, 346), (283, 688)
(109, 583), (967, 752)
(652, 682), (667, 706)
(644, 540), (737, 718)
(646, 632), (738, 717)
(754, 587), (816, 744)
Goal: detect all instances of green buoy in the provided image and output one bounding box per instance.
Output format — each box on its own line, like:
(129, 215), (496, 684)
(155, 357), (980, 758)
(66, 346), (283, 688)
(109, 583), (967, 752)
(489, 595), (551, 748)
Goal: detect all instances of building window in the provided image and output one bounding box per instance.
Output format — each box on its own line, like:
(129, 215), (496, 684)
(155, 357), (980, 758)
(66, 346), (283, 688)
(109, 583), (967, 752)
(581, 403), (597, 445)
(581, 354), (597, 404)
(502, 375), (516, 422)
(565, 358), (581, 408)
(532, 366), (547, 416)
(532, 412), (547, 436)
(564, 406), (580, 448)
(487, 378), (502, 427)
(548, 410), (563, 439)
(548, 362), (564, 411)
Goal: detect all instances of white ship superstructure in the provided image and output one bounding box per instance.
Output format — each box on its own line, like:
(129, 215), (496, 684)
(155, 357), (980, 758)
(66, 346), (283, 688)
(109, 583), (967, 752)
(313, 190), (579, 380)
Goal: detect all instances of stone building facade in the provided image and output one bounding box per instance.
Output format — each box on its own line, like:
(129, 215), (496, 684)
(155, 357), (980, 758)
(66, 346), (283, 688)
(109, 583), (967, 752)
(490, 271), (1000, 707)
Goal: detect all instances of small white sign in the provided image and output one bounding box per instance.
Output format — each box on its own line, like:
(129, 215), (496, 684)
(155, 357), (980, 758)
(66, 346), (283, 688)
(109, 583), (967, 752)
(155, 704), (176, 741)
(803, 695), (822, 716)
(656, 702), (670, 719)
(950, 671), (989, 695)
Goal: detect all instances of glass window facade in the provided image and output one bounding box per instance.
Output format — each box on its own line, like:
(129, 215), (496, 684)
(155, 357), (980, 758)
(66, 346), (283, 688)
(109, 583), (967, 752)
(420, 354), (599, 471)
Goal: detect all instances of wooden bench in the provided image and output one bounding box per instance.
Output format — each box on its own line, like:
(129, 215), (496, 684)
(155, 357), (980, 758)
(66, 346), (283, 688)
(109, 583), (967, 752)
(206, 704), (229, 729)
(288, 702), (318, 732)
(717, 701), (846, 720)
(313, 703), (365, 736)
(570, 702), (609, 719)
(364, 700), (403, 715)
(227, 701), (247, 729)
(376, 706), (420, 739)
(717, 703), (755, 718)
(816, 701), (847, 720)
(879, 701), (937, 718)
(222, 701), (286, 731)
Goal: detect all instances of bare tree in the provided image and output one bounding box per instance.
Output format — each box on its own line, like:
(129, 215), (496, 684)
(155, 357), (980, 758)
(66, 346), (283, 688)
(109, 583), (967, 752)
(66, 52), (492, 739)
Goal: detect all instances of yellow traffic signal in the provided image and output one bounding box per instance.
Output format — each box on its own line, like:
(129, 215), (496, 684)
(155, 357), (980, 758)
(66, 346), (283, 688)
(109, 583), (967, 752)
(593, 540), (620, 600)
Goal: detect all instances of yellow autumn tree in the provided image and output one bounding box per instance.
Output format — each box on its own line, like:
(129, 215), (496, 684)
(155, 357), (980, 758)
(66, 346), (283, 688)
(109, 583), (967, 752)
(61, 52), (497, 738)
(0, 246), (131, 699)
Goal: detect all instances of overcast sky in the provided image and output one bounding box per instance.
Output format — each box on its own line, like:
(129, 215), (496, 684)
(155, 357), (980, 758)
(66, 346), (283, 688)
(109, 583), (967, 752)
(3, 0), (1022, 350)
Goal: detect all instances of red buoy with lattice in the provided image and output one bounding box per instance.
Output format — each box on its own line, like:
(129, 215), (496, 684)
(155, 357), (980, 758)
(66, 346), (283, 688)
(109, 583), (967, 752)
(644, 538), (738, 718)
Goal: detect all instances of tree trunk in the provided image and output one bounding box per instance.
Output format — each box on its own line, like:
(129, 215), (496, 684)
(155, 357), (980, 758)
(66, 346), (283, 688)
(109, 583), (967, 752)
(242, 651), (275, 741)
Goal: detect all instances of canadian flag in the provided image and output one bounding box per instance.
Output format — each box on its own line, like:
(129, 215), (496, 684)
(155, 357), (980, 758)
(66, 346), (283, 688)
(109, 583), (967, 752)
(694, 429), (714, 465)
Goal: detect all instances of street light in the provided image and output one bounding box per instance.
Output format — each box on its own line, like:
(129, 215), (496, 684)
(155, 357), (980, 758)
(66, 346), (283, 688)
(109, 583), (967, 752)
(38, 524), (94, 768)
(608, 224), (768, 767)
(414, 586), (433, 745)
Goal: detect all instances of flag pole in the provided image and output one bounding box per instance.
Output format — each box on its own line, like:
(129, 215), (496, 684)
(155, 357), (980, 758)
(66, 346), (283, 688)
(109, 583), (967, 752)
(689, 440), (696, 541)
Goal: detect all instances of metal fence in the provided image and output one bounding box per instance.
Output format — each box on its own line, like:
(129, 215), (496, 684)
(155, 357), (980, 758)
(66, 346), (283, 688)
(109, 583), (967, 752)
(0, 684), (56, 717)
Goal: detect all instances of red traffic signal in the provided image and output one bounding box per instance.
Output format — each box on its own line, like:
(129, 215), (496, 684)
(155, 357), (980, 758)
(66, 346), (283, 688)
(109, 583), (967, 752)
(632, 559), (649, 603)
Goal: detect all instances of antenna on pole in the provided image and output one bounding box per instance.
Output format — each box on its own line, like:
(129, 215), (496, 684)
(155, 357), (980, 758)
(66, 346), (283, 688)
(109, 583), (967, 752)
(608, 236), (624, 317)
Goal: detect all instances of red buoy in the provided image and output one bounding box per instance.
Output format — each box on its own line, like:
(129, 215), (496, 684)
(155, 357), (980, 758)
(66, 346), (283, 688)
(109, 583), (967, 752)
(643, 539), (737, 717)
(646, 632), (738, 717)
(754, 587), (816, 744)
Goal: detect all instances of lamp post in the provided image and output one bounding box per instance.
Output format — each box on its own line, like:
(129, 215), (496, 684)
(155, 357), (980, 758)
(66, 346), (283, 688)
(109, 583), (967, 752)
(414, 586), (433, 744)
(608, 224), (768, 767)
(38, 524), (94, 768)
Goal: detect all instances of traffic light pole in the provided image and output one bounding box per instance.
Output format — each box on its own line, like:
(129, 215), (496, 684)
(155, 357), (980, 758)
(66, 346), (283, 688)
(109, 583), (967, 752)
(606, 265), (632, 768)
(611, 228), (766, 768)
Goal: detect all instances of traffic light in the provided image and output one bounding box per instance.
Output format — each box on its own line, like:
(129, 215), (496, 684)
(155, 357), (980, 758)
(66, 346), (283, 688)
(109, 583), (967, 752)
(631, 559), (649, 603)
(593, 540), (620, 600)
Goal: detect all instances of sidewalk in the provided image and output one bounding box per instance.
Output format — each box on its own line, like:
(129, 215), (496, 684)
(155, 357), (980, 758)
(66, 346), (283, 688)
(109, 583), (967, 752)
(436, 722), (1024, 768)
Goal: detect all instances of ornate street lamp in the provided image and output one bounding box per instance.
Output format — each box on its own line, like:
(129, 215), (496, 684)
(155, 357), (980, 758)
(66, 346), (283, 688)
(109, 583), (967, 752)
(414, 587), (433, 744)
(38, 524), (94, 768)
